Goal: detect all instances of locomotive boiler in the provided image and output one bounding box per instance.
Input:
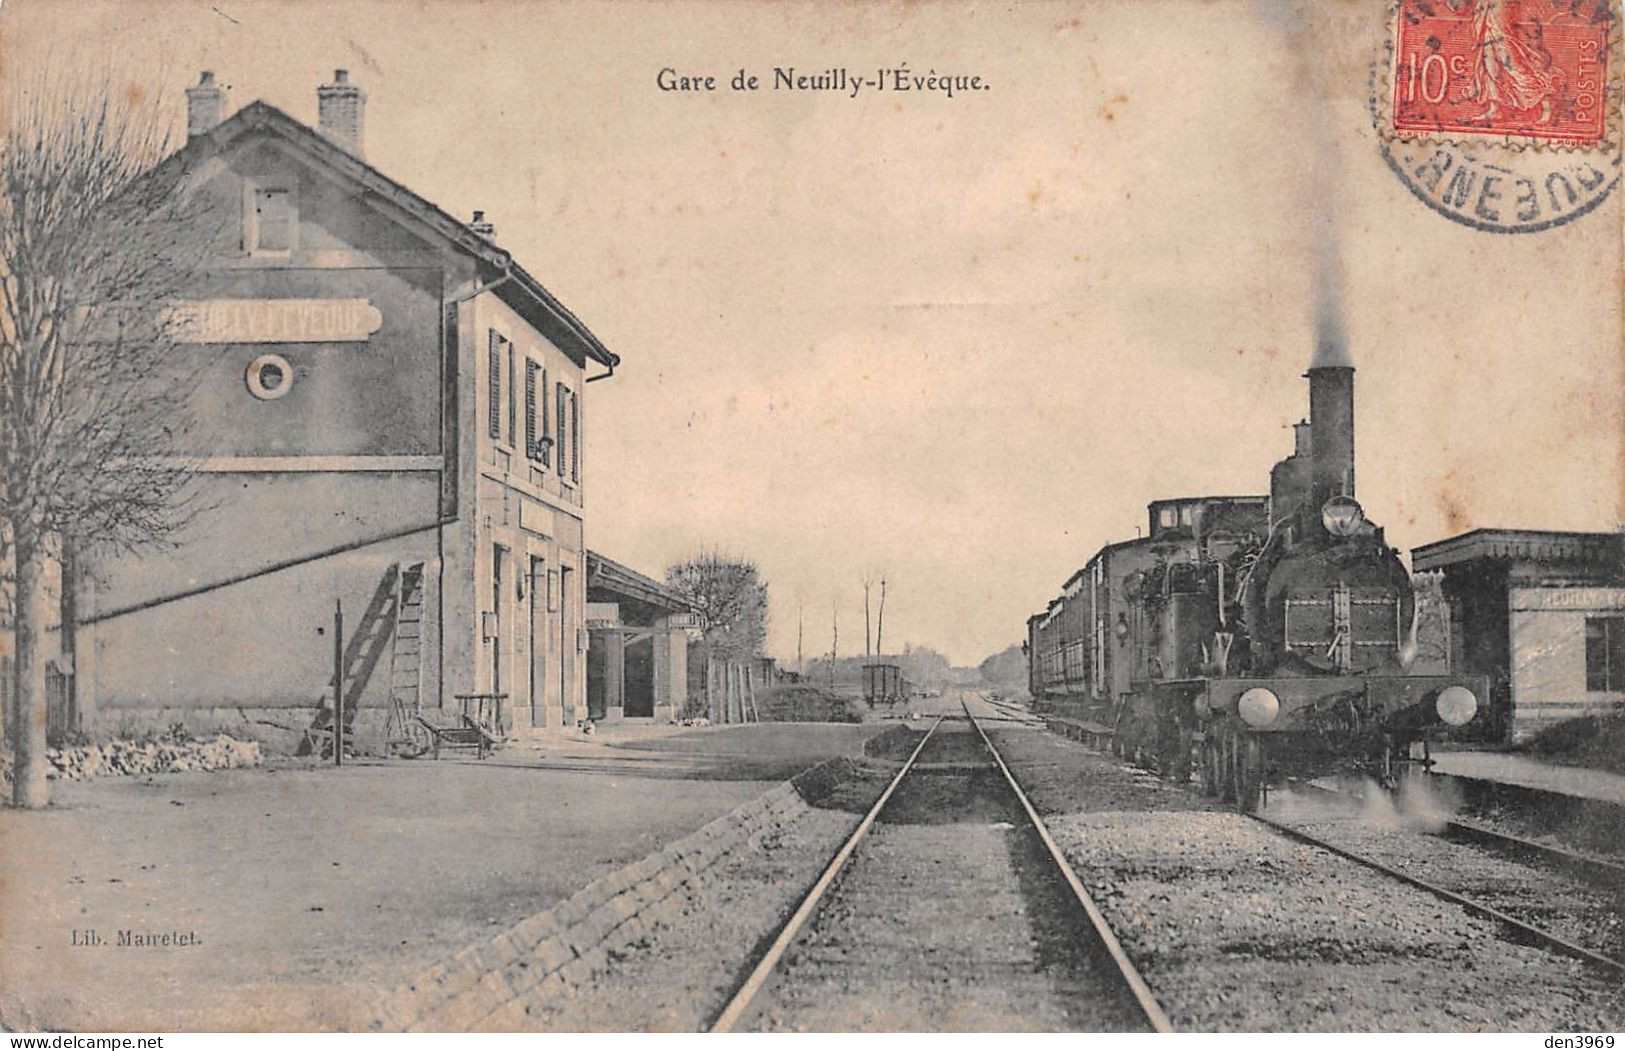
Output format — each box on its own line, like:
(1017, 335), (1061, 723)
(1036, 340), (1487, 812)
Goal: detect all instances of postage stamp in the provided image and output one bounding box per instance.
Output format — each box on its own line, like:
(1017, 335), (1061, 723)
(1389, 0), (1614, 147)
(1374, 0), (1623, 233)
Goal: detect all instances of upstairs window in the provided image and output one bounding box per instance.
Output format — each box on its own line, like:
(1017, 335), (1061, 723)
(524, 359), (553, 465)
(541, 367), (551, 465)
(487, 331), (506, 440)
(507, 340), (518, 449)
(1585, 617), (1625, 692)
(556, 382), (569, 479)
(248, 184), (295, 254)
(524, 360), (539, 460)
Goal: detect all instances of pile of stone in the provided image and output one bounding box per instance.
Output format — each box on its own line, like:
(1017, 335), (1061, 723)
(0, 734), (262, 786)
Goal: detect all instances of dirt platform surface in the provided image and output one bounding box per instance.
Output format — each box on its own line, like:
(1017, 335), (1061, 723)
(0, 725), (876, 1032)
(607, 722), (891, 763)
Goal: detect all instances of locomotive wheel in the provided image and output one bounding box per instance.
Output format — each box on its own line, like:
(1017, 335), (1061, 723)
(1153, 721), (1174, 775)
(1129, 718), (1150, 769)
(1168, 726), (1194, 783)
(1235, 736), (1265, 815)
(1199, 735), (1219, 796)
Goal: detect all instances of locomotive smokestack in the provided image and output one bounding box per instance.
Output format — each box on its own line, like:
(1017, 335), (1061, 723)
(1308, 363), (1355, 510)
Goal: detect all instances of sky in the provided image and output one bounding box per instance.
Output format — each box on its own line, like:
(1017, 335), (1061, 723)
(4, 0), (1621, 666)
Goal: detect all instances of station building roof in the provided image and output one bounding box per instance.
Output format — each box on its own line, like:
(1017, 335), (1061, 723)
(586, 551), (692, 619)
(174, 99), (619, 370)
(1412, 528), (1624, 574)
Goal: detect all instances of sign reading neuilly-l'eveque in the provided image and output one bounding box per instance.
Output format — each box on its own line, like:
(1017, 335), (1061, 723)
(166, 298), (384, 344)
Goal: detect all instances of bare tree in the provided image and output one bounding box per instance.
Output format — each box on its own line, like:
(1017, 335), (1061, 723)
(2, 74), (220, 806)
(664, 550), (769, 664)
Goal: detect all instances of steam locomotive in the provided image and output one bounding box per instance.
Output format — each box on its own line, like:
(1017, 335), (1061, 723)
(1025, 350), (1486, 812)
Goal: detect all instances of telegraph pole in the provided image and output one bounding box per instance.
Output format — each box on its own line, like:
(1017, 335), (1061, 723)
(875, 577), (887, 657)
(829, 599), (837, 688)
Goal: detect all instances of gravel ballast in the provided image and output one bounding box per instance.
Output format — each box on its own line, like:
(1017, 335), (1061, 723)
(986, 725), (1625, 1032)
(743, 724), (1151, 1032)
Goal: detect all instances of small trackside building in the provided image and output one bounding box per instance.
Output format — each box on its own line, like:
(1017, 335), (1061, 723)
(584, 552), (697, 724)
(1412, 529), (1625, 741)
(70, 70), (619, 748)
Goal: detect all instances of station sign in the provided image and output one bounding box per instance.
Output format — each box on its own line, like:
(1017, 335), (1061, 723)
(1511, 586), (1625, 612)
(167, 298), (383, 344)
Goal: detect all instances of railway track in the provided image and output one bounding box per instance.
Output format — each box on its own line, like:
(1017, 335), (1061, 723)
(1063, 722), (1625, 977)
(1285, 778), (1625, 891)
(1253, 784), (1625, 976)
(708, 698), (1172, 1033)
(1435, 816), (1625, 889)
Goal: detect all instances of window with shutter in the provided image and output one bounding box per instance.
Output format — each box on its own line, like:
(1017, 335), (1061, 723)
(250, 185), (295, 254)
(507, 340), (517, 448)
(487, 332), (502, 440)
(524, 359), (539, 459)
(570, 389), (580, 482)
(556, 382), (568, 478)
(540, 368), (551, 466)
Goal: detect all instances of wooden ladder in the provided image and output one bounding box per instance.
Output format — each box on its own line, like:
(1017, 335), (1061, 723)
(384, 563), (429, 755)
(304, 562), (423, 758)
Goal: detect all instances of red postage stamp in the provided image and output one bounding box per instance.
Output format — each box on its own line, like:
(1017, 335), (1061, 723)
(1390, 0), (1615, 145)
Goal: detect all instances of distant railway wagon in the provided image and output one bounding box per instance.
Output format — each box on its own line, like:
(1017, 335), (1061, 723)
(1025, 346), (1488, 812)
(863, 663), (904, 705)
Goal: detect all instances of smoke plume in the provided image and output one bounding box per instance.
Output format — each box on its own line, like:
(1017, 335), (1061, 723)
(1311, 223), (1352, 369)
(1277, 0), (1353, 371)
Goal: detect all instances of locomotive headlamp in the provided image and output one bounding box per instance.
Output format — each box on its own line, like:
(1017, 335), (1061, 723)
(1434, 686), (1478, 727)
(1237, 687), (1280, 728)
(1321, 495), (1366, 537)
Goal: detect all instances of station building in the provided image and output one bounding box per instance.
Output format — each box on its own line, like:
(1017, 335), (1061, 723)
(1411, 529), (1625, 741)
(70, 70), (619, 747)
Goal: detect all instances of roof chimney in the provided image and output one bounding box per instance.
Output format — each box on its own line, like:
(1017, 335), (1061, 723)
(468, 210), (495, 239)
(186, 71), (227, 139)
(317, 69), (365, 156)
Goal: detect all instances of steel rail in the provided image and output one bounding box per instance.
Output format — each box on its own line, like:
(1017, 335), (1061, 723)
(1252, 814), (1625, 976)
(1436, 818), (1625, 891)
(962, 697), (1176, 1034)
(707, 713), (947, 1033)
(1288, 780), (1625, 894)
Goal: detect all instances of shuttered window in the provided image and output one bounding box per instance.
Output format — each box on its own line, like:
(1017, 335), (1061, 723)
(570, 389), (580, 482)
(250, 185), (295, 254)
(540, 368), (550, 465)
(507, 340), (517, 448)
(524, 359), (539, 460)
(487, 331), (503, 440)
(556, 382), (569, 478)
